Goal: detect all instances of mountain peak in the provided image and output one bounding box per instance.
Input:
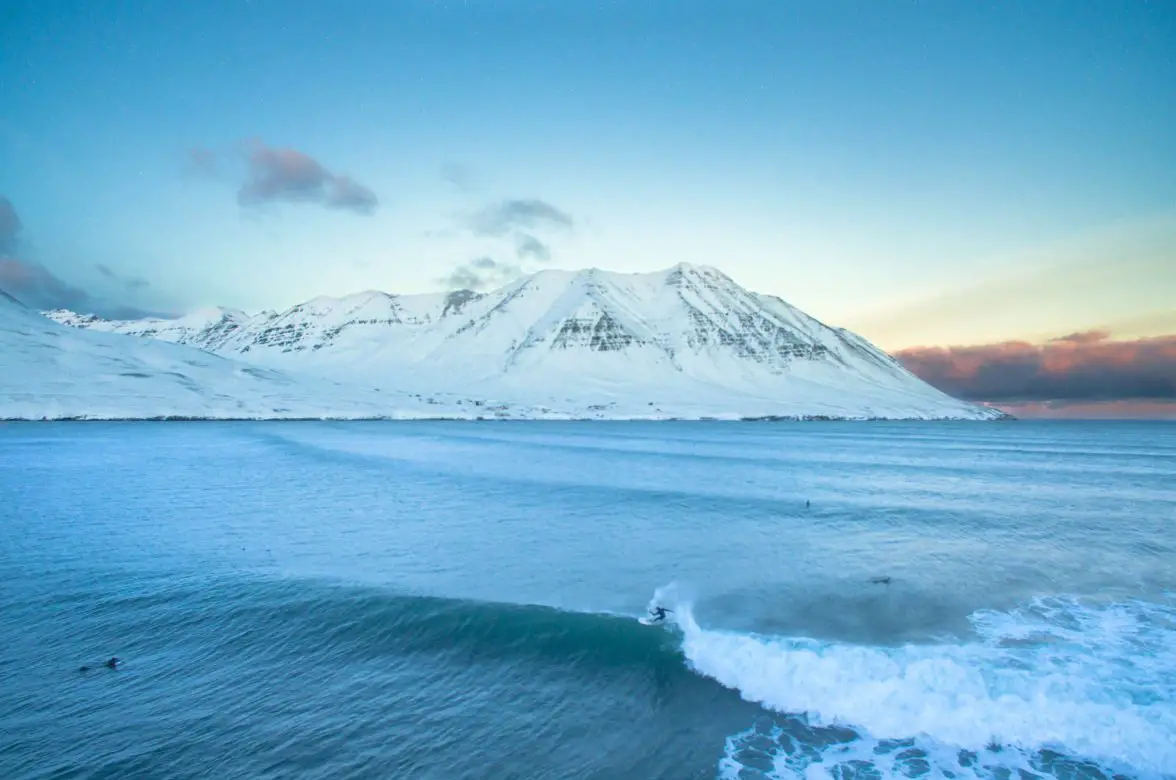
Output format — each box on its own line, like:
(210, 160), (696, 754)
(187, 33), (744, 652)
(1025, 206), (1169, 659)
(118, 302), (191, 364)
(41, 262), (999, 420)
(301, 289), (395, 308)
(670, 261), (718, 273)
(179, 306), (250, 324)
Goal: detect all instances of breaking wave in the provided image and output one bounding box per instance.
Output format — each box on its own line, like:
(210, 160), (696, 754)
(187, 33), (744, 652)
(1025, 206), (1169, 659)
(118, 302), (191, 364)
(23, 572), (1172, 779)
(240, 580), (1174, 777)
(647, 585), (1176, 778)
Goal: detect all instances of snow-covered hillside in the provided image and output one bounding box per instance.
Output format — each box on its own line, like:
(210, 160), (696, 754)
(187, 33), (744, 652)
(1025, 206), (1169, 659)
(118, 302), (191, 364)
(44, 306), (251, 351)
(0, 290), (538, 420)
(43, 264), (1004, 420)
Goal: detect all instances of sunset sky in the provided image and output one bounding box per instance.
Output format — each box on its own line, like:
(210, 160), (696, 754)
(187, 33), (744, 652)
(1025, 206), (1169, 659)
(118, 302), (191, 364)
(1, 1), (1172, 416)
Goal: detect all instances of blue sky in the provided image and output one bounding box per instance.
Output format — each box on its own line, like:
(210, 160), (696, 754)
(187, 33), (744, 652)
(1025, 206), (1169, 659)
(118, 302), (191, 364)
(1, 0), (1173, 349)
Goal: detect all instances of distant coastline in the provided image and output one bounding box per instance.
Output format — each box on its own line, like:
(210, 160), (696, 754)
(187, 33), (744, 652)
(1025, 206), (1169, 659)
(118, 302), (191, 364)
(0, 412), (1017, 423)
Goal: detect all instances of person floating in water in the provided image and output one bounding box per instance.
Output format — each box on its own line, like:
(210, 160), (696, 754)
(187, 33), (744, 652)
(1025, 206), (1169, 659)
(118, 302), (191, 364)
(648, 606), (672, 622)
(79, 657), (121, 673)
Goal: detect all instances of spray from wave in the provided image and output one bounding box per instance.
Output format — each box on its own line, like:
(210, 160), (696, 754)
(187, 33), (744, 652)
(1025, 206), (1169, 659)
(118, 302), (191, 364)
(649, 585), (1176, 779)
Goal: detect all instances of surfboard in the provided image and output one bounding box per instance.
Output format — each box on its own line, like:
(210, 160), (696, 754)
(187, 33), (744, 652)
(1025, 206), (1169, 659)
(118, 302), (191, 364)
(639, 616), (659, 626)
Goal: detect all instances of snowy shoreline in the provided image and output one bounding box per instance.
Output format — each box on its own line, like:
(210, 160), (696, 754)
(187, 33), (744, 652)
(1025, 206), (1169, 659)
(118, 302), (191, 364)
(1, 412), (1016, 422)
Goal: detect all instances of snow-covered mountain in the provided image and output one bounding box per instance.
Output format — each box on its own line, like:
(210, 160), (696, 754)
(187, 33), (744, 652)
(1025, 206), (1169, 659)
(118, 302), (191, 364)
(43, 263), (1004, 420)
(0, 289), (539, 420)
(43, 305), (254, 351)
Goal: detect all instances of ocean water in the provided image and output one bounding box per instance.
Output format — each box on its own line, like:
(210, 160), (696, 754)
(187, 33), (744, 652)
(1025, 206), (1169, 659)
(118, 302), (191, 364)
(1, 420), (1173, 780)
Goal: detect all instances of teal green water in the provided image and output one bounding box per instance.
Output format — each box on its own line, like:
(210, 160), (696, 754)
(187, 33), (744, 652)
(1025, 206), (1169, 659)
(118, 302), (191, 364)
(1, 421), (1173, 779)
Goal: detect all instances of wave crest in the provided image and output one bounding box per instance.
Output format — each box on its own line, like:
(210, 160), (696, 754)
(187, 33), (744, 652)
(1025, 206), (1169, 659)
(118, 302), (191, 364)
(664, 591), (1176, 777)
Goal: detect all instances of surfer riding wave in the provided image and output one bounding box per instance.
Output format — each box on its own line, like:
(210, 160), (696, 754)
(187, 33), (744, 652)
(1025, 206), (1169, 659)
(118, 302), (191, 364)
(647, 605), (672, 623)
(642, 582), (691, 626)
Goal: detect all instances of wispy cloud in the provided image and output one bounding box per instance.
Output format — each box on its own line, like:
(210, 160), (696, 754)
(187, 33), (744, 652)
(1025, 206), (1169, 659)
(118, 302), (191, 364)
(435, 195), (574, 291)
(186, 147), (218, 176)
(465, 198), (573, 237)
(439, 256), (523, 292)
(896, 331), (1176, 403)
(0, 257), (165, 319)
(191, 140), (378, 216)
(0, 196), (167, 319)
(440, 162), (477, 191)
(515, 233), (551, 262)
(324, 175), (378, 214)
(96, 263), (150, 291)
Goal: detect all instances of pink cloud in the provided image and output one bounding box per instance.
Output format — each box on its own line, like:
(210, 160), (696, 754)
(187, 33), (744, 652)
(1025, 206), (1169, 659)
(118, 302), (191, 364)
(990, 400), (1176, 420)
(193, 140), (378, 215)
(896, 331), (1176, 405)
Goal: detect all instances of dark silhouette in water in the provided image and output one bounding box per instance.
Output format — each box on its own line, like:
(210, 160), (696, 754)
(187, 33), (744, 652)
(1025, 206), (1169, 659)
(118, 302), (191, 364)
(79, 657), (121, 673)
(648, 606), (672, 622)
(806, 500), (810, 508)
(869, 576), (892, 585)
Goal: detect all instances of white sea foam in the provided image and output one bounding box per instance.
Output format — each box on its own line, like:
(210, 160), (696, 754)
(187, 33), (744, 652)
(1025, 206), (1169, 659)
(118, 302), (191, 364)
(716, 722), (1126, 780)
(658, 590), (1176, 778)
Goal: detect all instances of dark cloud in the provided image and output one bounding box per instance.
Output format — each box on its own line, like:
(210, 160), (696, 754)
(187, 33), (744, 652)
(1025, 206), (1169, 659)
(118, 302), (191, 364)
(896, 331), (1176, 403)
(0, 257), (165, 319)
(0, 197), (166, 319)
(0, 257), (90, 312)
(194, 140), (379, 216)
(0, 196), (21, 253)
(466, 198), (573, 237)
(992, 400), (1176, 420)
(1050, 330), (1110, 345)
(515, 233), (551, 263)
(238, 143), (331, 206)
(96, 263), (151, 291)
(439, 256), (523, 292)
(325, 175), (378, 214)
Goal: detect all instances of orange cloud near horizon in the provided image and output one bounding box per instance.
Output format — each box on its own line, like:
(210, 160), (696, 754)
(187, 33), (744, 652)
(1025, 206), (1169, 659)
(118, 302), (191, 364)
(986, 400), (1176, 420)
(895, 331), (1176, 418)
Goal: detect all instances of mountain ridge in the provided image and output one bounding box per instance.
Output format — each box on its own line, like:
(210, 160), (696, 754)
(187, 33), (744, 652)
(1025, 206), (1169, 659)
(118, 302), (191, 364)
(39, 263), (1006, 421)
(2, 290), (560, 420)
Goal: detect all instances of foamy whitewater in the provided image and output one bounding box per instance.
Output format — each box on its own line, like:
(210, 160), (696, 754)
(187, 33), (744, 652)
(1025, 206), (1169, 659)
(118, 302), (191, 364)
(663, 588), (1176, 778)
(1, 420), (1173, 780)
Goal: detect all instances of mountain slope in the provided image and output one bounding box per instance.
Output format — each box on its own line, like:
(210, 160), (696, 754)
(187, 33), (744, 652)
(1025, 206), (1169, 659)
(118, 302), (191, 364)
(43, 306), (252, 351)
(44, 263), (1005, 420)
(0, 291), (519, 420)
